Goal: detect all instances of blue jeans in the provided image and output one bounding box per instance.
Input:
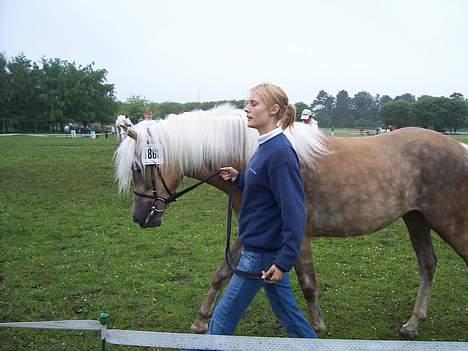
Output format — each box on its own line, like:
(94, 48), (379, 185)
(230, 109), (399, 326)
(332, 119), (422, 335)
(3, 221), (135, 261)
(184, 250), (317, 350)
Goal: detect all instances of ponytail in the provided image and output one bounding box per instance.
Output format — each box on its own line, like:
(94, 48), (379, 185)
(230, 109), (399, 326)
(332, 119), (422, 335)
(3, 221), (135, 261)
(281, 103), (296, 130)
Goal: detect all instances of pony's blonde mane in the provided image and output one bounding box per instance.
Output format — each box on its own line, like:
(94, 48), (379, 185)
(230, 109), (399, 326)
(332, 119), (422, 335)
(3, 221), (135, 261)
(114, 105), (328, 192)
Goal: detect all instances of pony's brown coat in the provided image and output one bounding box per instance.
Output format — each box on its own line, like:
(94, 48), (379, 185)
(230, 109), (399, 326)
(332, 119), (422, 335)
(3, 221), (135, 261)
(126, 126), (468, 338)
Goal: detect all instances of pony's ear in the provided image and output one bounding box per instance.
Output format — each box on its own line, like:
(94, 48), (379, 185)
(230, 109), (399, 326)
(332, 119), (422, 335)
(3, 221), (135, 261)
(120, 124), (138, 140)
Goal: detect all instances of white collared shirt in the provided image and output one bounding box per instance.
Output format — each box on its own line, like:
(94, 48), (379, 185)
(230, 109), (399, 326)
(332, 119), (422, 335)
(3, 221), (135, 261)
(258, 127), (283, 145)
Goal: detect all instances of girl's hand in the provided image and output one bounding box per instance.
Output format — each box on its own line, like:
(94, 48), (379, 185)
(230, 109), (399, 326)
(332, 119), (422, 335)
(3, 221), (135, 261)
(219, 167), (239, 182)
(262, 264), (284, 284)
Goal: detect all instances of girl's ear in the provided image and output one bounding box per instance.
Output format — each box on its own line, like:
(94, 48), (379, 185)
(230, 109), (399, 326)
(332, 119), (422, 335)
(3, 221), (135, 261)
(270, 104), (280, 116)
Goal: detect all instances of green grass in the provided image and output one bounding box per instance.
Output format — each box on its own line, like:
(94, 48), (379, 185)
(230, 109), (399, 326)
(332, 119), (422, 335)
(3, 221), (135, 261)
(0, 132), (467, 350)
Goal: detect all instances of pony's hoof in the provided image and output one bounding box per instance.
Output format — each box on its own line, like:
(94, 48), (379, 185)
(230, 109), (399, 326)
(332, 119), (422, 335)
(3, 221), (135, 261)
(313, 320), (326, 333)
(399, 326), (418, 339)
(191, 321), (208, 334)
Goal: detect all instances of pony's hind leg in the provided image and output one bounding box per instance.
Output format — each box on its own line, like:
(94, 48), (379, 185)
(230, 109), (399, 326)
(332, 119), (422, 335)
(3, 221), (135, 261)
(294, 236), (325, 332)
(399, 211), (437, 339)
(190, 238), (239, 333)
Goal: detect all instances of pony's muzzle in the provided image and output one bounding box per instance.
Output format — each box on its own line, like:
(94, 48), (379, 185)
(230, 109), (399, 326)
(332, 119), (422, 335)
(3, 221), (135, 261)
(133, 214), (161, 228)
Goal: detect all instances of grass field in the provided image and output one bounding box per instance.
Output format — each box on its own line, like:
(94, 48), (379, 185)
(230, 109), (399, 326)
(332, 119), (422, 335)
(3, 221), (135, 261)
(0, 131), (467, 350)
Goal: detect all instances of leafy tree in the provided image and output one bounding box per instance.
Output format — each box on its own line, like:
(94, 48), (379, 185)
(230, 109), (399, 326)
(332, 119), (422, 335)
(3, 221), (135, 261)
(449, 92), (464, 100)
(87, 65), (118, 124)
(158, 102), (186, 118)
(37, 58), (68, 130)
(6, 54), (42, 132)
(312, 90), (335, 127)
(446, 99), (468, 132)
(418, 95), (433, 101)
(444, 98), (468, 132)
(415, 97), (468, 132)
(379, 100), (416, 128)
(414, 97), (443, 130)
(334, 90), (352, 127)
(119, 95), (150, 121)
(379, 95), (393, 106)
(395, 93), (416, 102)
(351, 91), (377, 127)
(66, 63), (117, 123)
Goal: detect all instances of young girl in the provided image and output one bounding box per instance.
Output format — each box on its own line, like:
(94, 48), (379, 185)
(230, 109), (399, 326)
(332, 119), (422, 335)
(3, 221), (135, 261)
(190, 83), (318, 345)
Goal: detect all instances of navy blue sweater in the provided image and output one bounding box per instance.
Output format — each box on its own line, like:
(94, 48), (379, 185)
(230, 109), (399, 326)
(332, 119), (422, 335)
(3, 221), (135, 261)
(235, 133), (306, 272)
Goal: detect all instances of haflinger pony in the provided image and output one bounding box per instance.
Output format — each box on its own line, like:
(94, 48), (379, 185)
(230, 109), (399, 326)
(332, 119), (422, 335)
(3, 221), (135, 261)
(114, 105), (468, 339)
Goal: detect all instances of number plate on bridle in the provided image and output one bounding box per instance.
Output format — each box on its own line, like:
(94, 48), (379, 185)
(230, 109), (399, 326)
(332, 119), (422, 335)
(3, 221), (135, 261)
(142, 144), (163, 165)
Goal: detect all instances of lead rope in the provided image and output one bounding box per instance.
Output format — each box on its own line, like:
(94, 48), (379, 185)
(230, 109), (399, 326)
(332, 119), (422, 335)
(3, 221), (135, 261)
(166, 171), (221, 203)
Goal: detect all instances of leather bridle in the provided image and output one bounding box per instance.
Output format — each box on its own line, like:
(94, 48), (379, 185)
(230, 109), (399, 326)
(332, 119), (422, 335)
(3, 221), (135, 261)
(133, 164), (221, 226)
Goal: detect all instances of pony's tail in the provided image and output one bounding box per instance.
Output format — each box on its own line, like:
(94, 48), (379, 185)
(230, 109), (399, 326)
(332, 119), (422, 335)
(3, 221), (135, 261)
(281, 103), (297, 130)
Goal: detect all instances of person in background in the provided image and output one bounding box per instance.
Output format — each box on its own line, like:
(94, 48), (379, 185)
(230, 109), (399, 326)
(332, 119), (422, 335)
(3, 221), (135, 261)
(70, 124), (76, 138)
(300, 108), (313, 125)
(144, 108), (154, 121)
(301, 108), (319, 130)
(90, 124), (96, 139)
(185, 83), (318, 351)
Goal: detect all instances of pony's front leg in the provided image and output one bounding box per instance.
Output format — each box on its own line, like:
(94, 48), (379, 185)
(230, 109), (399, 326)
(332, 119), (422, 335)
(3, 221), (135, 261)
(191, 238), (240, 333)
(294, 235), (326, 332)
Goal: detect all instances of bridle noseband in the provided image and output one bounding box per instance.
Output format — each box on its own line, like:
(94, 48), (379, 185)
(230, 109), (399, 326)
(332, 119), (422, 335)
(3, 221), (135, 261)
(133, 164), (220, 226)
(132, 164), (172, 226)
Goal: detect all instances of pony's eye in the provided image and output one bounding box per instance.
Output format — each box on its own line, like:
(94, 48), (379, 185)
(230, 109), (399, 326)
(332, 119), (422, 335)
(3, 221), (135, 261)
(132, 163), (142, 173)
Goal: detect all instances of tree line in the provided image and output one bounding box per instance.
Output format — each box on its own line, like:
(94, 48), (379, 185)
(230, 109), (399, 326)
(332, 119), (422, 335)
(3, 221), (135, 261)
(1, 53), (467, 133)
(121, 90), (468, 133)
(0, 53), (118, 133)
(302, 90), (468, 132)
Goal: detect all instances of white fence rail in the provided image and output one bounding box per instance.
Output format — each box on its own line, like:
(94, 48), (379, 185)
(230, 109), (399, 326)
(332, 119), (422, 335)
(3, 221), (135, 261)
(1, 315), (466, 351)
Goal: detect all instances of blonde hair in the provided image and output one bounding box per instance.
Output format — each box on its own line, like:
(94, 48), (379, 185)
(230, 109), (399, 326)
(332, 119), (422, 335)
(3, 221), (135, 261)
(251, 83), (296, 130)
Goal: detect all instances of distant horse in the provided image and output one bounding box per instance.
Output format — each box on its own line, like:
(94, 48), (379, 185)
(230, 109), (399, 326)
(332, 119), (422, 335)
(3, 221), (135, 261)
(115, 115), (133, 144)
(114, 106), (468, 338)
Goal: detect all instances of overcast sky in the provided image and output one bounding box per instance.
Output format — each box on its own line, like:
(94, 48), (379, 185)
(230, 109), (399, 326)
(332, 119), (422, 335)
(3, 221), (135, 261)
(1, 0), (467, 103)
